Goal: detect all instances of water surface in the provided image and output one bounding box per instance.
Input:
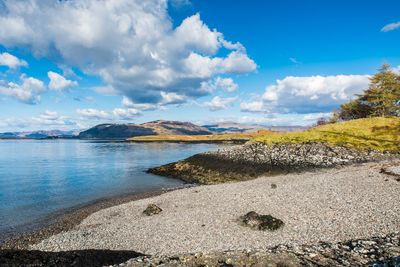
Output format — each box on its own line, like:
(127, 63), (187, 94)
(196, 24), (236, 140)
(0, 140), (220, 239)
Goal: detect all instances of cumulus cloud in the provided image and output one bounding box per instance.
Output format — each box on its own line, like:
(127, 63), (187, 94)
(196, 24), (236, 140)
(48, 71), (78, 91)
(122, 96), (159, 111)
(0, 1), (256, 105)
(381, 21), (400, 32)
(32, 110), (76, 126)
(203, 96), (237, 111)
(241, 75), (370, 114)
(112, 108), (141, 120)
(0, 52), (27, 69)
(77, 108), (110, 120)
(0, 75), (46, 104)
(240, 101), (265, 113)
(0, 110), (76, 130)
(201, 77), (238, 93)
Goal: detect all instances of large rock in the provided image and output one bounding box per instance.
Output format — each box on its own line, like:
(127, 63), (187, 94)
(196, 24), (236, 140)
(239, 211), (284, 231)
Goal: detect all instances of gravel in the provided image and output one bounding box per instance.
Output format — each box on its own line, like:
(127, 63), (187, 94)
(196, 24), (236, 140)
(31, 160), (400, 258)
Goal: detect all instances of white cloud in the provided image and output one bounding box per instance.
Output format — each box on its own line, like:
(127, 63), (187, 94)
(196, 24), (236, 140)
(0, 52), (28, 69)
(381, 21), (400, 32)
(0, 75), (46, 104)
(203, 96), (237, 111)
(0, 1), (256, 105)
(289, 57), (301, 64)
(113, 108), (141, 120)
(48, 71), (78, 91)
(77, 108), (110, 120)
(240, 101), (265, 113)
(122, 96), (158, 111)
(0, 110), (77, 130)
(241, 75), (370, 114)
(32, 110), (76, 126)
(201, 77), (239, 93)
(160, 91), (186, 105)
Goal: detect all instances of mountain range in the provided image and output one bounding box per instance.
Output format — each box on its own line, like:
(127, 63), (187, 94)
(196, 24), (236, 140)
(0, 120), (308, 140)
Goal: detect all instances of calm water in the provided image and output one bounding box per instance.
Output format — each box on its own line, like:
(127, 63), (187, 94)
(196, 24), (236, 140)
(0, 140), (220, 239)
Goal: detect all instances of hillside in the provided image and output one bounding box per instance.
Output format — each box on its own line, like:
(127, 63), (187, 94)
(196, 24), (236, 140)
(78, 120), (212, 140)
(128, 130), (272, 143)
(253, 117), (400, 152)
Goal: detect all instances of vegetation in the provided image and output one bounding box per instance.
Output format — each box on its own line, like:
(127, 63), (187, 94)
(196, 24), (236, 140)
(336, 64), (400, 120)
(128, 130), (272, 143)
(253, 117), (400, 152)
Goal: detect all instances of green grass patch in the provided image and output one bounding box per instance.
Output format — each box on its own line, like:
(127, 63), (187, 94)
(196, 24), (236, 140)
(253, 117), (400, 152)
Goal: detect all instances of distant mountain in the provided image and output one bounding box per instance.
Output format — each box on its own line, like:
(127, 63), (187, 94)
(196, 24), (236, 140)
(0, 130), (78, 139)
(78, 120), (212, 140)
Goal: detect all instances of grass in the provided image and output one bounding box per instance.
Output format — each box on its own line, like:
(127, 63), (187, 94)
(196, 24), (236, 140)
(127, 130), (272, 143)
(253, 117), (400, 152)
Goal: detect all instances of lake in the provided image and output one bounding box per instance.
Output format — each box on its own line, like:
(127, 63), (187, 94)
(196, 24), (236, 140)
(0, 140), (220, 240)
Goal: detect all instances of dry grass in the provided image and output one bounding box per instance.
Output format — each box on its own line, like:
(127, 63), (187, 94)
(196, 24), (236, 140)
(128, 130), (272, 143)
(253, 117), (400, 152)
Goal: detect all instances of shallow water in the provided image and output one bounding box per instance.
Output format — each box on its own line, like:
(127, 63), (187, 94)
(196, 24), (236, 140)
(0, 140), (220, 238)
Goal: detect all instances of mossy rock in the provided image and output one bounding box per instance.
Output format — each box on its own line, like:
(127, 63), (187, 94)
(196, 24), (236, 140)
(240, 211), (284, 231)
(143, 204), (162, 216)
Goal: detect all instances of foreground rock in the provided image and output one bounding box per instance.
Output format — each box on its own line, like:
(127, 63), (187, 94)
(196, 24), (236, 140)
(148, 142), (390, 184)
(116, 232), (400, 267)
(239, 211), (284, 231)
(143, 204), (162, 216)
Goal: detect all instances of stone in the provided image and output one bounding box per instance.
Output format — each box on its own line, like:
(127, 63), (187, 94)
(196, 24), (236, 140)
(239, 211), (284, 231)
(143, 204), (162, 216)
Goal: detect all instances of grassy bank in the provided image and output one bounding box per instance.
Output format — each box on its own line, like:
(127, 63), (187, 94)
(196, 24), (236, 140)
(127, 130), (272, 143)
(253, 117), (400, 152)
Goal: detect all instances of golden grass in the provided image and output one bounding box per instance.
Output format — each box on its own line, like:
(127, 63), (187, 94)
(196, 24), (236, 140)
(128, 130), (272, 142)
(253, 117), (400, 152)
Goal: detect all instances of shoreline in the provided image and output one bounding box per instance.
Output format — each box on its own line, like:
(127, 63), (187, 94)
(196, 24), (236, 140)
(30, 160), (400, 255)
(0, 185), (193, 250)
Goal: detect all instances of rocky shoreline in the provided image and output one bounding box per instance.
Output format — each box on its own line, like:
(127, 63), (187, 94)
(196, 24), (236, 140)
(116, 232), (400, 267)
(0, 188), (188, 251)
(148, 142), (393, 184)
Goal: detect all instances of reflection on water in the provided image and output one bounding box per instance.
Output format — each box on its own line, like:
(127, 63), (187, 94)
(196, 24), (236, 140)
(0, 140), (220, 237)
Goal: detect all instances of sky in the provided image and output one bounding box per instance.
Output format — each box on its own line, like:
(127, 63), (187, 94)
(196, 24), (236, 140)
(0, 0), (399, 131)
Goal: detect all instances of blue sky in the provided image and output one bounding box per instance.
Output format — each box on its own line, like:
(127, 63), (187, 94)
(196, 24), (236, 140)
(0, 0), (399, 131)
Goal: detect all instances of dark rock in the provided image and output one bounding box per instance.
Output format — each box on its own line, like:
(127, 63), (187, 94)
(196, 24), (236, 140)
(271, 183), (277, 189)
(143, 204), (162, 216)
(240, 211), (284, 231)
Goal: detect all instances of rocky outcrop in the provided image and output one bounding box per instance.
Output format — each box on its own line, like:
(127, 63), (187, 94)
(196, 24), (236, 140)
(143, 204), (162, 216)
(239, 211), (284, 231)
(148, 142), (391, 184)
(115, 232), (400, 267)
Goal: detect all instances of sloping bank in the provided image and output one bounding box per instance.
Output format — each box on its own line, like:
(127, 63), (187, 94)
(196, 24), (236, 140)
(148, 117), (399, 184)
(147, 142), (392, 184)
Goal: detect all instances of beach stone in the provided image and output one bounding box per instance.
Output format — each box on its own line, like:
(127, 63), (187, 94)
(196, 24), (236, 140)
(143, 204), (162, 216)
(240, 211), (284, 231)
(271, 183), (277, 189)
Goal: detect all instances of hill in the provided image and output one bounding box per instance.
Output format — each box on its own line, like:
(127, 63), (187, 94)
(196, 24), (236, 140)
(78, 120), (212, 140)
(253, 117), (400, 152)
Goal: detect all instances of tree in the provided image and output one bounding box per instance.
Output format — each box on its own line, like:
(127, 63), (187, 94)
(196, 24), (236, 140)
(337, 64), (400, 120)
